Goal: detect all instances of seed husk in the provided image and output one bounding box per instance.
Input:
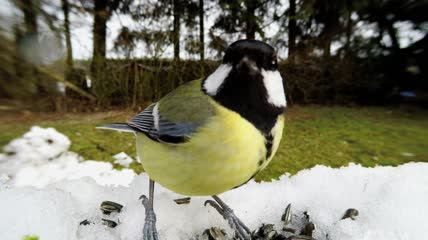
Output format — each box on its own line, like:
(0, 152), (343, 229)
(281, 204), (292, 226)
(100, 201), (123, 215)
(341, 208), (359, 220)
(101, 218), (118, 228)
(174, 197), (191, 205)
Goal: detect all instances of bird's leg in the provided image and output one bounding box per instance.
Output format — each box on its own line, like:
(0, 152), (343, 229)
(139, 179), (158, 240)
(205, 195), (251, 240)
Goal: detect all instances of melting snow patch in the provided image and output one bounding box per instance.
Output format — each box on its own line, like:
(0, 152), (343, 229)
(113, 152), (134, 168)
(401, 152), (415, 157)
(0, 126), (70, 175)
(0, 127), (135, 188)
(0, 127), (427, 240)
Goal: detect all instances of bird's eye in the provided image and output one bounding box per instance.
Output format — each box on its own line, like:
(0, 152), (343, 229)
(270, 59), (278, 69)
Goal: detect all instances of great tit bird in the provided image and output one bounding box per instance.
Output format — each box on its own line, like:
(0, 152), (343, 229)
(98, 39), (286, 240)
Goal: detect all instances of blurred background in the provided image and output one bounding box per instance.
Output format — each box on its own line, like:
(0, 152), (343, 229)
(0, 0), (427, 179)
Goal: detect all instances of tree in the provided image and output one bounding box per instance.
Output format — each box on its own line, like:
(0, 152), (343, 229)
(210, 0), (281, 58)
(62, 0), (73, 73)
(173, 0), (180, 59)
(212, 0), (264, 40)
(311, 0), (344, 57)
(127, 0), (198, 60)
(199, 0), (204, 60)
(113, 27), (137, 58)
(16, 0), (40, 64)
(288, 0), (297, 60)
(88, 0), (133, 98)
(91, 0), (108, 81)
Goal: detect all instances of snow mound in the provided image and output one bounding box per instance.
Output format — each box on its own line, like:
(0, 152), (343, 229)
(0, 126), (70, 174)
(1, 163), (427, 240)
(0, 126), (135, 187)
(0, 127), (427, 240)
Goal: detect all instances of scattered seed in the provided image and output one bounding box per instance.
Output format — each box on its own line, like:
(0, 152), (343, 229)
(303, 212), (310, 220)
(300, 222), (315, 237)
(286, 235), (315, 240)
(283, 227), (296, 234)
(101, 218), (118, 228)
(100, 201), (123, 215)
(79, 219), (93, 226)
(252, 224), (278, 239)
(202, 227), (227, 240)
(281, 203), (292, 225)
(342, 208), (359, 220)
(174, 197), (191, 205)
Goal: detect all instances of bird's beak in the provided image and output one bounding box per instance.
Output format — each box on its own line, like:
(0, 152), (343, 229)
(237, 57), (259, 73)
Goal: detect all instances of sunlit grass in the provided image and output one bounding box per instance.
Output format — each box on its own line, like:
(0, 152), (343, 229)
(256, 105), (428, 180)
(1, 105), (427, 181)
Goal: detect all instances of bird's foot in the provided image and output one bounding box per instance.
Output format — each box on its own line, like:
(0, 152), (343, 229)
(205, 197), (251, 240)
(140, 195), (159, 240)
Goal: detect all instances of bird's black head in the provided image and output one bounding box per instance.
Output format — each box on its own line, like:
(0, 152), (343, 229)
(223, 39), (278, 71)
(202, 40), (286, 134)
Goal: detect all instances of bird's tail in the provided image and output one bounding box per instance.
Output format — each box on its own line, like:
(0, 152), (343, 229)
(96, 123), (136, 133)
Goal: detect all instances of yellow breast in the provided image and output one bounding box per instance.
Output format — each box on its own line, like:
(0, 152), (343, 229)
(136, 103), (284, 196)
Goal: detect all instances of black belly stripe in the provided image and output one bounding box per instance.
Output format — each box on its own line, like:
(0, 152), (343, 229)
(232, 171), (259, 189)
(230, 125), (277, 190)
(232, 134), (275, 190)
(264, 133), (274, 161)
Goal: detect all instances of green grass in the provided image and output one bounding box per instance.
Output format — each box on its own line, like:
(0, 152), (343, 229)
(256, 105), (428, 180)
(0, 111), (143, 172)
(22, 235), (39, 240)
(1, 105), (427, 181)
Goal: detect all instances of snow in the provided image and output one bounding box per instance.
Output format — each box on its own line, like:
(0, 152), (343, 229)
(113, 152), (134, 168)
(0, 127), (134, 188)
(0, 126), (71, 175)
(1, 127), (428, 240)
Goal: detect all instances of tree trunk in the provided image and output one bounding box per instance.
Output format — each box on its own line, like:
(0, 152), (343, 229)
(288, 0), (297, 61)
(173, 0), (180, 60)
(342, 10), (353, 57)
(321, 26), (333, 58)
(323, 36), (331, 58)
(62, 0), (73, 72)
(91, 0), (108, 96)
(21, 0), (38, 35)
(18, 0), (39, 63)
(199, 0), (204, 60)
(92, 0), (108, 71)
(16, 0), (40, 96)
(245, 0), (257, 39)
(385, 20), (400, 50)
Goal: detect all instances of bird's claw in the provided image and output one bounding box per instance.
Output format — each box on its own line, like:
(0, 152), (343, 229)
(140, 195), (149, 208)
(205, 200), (251, 240)
(140, 194), (158, 240)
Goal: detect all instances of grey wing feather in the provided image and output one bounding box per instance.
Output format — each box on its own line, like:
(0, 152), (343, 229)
(98, 103), (202, 143)
(127, 103), (199, 143)
(97, 103), (156, 134)
(158, 120), (201, 137)
(99, 79), (213, 144)
(128, 103), (157, 133)
(96, 123), (136, 133)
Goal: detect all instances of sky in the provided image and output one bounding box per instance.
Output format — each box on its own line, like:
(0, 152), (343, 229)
(0, 0), (425, 61)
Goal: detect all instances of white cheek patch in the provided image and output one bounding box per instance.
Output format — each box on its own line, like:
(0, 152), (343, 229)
(203, 64), (232, 96)
(261, 70), (287, 107)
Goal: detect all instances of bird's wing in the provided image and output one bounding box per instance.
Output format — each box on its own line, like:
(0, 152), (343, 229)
(128, 79), (216, 144)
